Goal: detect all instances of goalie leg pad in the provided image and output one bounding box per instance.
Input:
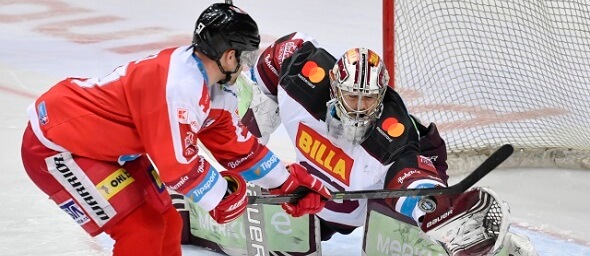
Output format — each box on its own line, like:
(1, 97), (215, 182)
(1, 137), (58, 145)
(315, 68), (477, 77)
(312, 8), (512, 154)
(421, 187), (511, 256)
(502, 232), (538, 256)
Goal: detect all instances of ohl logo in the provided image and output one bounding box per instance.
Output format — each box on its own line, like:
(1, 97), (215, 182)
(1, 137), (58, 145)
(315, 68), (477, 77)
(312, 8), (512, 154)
(381, 117), (405, 137)
(301, 61), (325, 83)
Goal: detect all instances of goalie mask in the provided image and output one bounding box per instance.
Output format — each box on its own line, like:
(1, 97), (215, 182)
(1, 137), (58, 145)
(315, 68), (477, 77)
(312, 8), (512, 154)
(326, 48), (389, 145)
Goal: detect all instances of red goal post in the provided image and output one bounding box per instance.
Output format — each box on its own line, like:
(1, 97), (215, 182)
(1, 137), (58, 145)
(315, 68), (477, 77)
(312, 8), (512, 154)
(382, 0), (590, 173)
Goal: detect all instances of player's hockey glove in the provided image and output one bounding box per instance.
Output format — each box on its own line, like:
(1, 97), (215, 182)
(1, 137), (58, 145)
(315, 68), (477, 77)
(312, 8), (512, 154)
(420, 187), (511, 256)
(269, 163), (331, 217)
(209, 171), (248, 224)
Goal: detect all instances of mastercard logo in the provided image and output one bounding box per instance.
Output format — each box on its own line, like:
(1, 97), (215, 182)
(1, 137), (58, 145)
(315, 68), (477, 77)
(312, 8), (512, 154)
(381, 117), (405, 137)
(301, 61), (325, 83)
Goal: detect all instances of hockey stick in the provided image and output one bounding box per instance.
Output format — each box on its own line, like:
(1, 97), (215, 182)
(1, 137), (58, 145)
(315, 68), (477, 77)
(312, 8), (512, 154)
(248, 144), (514, 205)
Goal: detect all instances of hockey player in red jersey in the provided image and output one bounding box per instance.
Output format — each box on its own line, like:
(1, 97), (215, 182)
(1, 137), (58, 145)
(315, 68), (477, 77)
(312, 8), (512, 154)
(19, 5), (330, 256)
(237, 32), (536, 255)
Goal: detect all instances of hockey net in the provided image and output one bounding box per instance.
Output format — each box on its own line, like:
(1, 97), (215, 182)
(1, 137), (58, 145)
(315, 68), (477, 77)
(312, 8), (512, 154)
(385, 0), (590, 173)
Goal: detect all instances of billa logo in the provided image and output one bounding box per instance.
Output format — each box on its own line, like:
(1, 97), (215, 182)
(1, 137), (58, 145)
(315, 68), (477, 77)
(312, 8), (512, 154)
(301, 61), (325, 83)
(381, 117), (405, 137)
(296, 123), (353, 186)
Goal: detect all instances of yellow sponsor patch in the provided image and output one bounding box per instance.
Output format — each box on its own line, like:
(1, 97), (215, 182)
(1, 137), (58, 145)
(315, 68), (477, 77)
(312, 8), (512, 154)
(96, 168), (135, 199)
(150, 168), (165, 191)
(295, 123), (354, 186)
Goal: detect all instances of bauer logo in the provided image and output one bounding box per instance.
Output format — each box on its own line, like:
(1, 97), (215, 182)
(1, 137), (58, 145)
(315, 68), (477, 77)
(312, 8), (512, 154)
(59, 199), (90, 225)
(296, 123), (353, 186)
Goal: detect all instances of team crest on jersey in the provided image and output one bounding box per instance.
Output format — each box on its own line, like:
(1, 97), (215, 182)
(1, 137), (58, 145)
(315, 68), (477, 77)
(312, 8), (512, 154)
(277, 40), (301, 64)
(296, 123), (353, 186)
(178, 120), (198, 162)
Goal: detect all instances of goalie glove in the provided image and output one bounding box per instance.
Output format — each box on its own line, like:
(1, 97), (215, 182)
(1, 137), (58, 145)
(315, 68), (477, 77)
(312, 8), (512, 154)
(420, 187), (511, 256)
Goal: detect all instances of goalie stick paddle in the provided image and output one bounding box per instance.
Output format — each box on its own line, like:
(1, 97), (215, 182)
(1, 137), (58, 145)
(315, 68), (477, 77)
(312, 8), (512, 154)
(247, 144), (514, 205)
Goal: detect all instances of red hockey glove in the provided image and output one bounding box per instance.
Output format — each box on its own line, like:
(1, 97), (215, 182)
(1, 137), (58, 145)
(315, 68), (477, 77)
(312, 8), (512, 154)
(269, 163), (331, 217)
(420, 187), (511, 256)
(209, 171), (248, 224)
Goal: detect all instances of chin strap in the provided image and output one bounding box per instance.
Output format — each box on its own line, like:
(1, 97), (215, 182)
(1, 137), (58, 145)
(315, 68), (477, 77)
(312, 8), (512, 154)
(215, 58), (241, 84)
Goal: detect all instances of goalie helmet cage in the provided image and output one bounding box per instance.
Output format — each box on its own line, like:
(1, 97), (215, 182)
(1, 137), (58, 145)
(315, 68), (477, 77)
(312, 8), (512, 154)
(383, 0), (590, 174)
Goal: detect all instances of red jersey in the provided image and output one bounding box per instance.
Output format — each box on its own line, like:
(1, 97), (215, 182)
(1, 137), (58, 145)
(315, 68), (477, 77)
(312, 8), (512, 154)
(26, 46), (289, 211)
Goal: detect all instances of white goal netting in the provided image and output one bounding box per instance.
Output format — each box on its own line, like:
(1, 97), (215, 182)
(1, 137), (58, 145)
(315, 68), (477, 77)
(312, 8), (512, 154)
(391, 0), (590, 172)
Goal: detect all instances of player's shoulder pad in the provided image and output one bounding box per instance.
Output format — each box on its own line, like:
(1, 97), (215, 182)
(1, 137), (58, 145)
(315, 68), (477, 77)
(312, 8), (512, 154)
(278, 41), (336, 120)
(362, 87), (420, 165)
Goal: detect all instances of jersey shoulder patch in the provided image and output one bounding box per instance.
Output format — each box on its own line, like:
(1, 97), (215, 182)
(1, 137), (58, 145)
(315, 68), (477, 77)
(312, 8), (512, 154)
(362, 88), (420, 165)
(278, 41), (336, 120)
